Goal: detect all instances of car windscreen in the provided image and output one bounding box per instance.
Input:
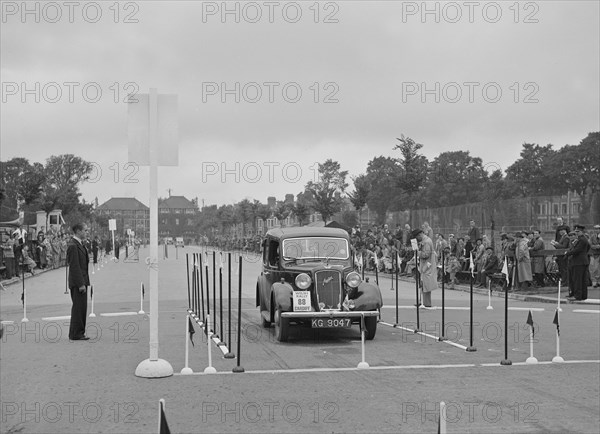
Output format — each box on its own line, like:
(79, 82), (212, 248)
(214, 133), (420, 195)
(282, 237), (349, 260)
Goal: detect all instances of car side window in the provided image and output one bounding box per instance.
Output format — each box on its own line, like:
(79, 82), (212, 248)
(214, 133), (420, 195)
(262, 239), (268, 266)
(268, 240), (280, 267)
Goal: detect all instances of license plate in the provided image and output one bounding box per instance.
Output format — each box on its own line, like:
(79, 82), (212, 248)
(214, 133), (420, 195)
(293, 291), (311, 312)
(311, 318), (352, 328)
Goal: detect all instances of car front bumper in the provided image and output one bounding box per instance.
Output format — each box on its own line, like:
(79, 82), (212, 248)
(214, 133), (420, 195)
(281, 310), (379, 319)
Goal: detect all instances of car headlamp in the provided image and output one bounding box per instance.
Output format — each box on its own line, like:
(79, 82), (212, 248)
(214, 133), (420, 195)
(295, 273), (312, 290)
(345, 271), (361, 288)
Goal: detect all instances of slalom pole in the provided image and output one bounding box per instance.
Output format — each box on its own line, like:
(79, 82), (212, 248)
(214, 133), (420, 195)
(374, 255), (379, 286)
(414, 251), (421, 333)
(195, 254), (201, 319)
(233, 256), (244, 373)
(500, 281), (512, 365)
(181, 315), (193, 374)
(361, 254), (365, 280)
(21, 260), (28, 323)
(487, 278), (493, 310)
(203, 314), (216, 374)
(439, 401), (447, 434)
(199, 253), (205, 324)
(526, 310), (538, 364)
(466, 271), (477, 352)
(213, 252), (217, 337)
(186, 253), (191, 313)
(89, 285), (96, 318)
(439, 251), (447, 341)
(357, 314), (369, 369)
(138, 283), (145, 315)
(218, 253), (224, 344)
(557, 279), (563, 312)
(395, 254), (399, 326)
(64, 264), (69, 294)
(205, 255), (210, 335)
(552, 309), (564, 363)
(225, 252), (234, 358)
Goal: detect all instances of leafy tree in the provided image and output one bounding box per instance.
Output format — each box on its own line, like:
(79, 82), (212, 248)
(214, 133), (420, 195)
(290, 201), (311, 226)
(235, 199), (253, 236)
(425, 151), (488, 207)
(44, 154), (93, 193)
(305, 159), (348, 223)
(347, 174), (371, 224)
(0, 158), (45, 219)
(393, 135), (428, 209)
(364, 157), (402, 224)
(505, 144), (558, 197)
(273, 201), (291, 227)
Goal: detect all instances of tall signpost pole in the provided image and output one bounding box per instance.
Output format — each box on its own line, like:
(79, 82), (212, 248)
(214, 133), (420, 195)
(134, 88), (176, 378)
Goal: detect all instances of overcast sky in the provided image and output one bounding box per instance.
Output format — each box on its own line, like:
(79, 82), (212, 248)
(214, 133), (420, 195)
(2, 1), (599, 208)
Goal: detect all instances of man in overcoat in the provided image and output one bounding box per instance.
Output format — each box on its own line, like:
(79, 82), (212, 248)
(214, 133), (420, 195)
(67, 223), (90, 340)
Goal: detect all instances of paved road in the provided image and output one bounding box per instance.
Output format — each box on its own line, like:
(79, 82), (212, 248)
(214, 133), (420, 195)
(1, 245), (599, 433)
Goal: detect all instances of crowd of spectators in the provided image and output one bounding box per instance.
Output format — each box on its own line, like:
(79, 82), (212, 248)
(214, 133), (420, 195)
(349, 218), (600, 300)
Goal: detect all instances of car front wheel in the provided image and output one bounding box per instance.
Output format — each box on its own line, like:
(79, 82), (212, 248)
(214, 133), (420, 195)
(274, 307), (288, 342)
(363, 316), (377, 340)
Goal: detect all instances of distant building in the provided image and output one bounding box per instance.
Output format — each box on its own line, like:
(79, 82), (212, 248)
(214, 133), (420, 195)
(96, 197), (149, 239)
(158, 195), (198, 238)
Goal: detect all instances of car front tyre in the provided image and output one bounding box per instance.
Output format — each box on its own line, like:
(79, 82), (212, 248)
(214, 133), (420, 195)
(274, 307), (289, 342)
(363, 316), (377, 340)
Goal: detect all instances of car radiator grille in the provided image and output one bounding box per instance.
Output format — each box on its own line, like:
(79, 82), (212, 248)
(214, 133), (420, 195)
(314, 270), (342, 310)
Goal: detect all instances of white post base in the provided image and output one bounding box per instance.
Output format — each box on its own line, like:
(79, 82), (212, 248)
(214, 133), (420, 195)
(138, 310), (145, 315)
(21, 317), (29, 323)
(180, 367), (193, 375)
(525, 356), (538, 364)
(89, 313), (96, 318)
(486, 306), (494, 310)
(203, 366), (217, 374)
(357, 361), (370, 369)
(552, 356), (565, 363)
(135, 358), (173, 378)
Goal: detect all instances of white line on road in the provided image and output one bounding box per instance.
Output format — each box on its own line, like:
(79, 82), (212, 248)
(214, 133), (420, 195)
(573, 309), (600, 314)
(41, 316), (71, 321)
(172, 360), (600, 376)
(508, 307), (545, 311)
(100, 312), (140, 317)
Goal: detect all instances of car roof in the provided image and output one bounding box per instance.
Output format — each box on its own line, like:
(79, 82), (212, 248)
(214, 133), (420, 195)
(265, 227), (349, 240)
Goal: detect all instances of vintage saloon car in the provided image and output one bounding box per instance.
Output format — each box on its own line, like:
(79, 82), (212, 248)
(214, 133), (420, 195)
(256, 227), (383, 342)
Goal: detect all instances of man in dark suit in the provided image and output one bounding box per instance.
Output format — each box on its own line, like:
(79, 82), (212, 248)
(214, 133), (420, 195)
(67, 223), (90, 340)
(565, 225), (590, 301)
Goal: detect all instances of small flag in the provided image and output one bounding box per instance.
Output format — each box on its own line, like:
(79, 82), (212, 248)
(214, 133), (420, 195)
(188, 316), (195, 346)
(142, 283), (145, 299)
(501, 257), (509, 284)
(469, 251), (475, 277)
(526, 310), (535, 338)
(90, 286), (94, 300)
(159, 400), (171, 434)
(553, 310), (560, 337)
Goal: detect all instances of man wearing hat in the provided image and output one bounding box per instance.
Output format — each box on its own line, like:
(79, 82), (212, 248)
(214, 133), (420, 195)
(589, 225), (600, 288)
(412, 228), (437, 307)
(515, 231), (533, 290)
(529, 229), (546, 288)
(477, 246), (499, 288)
(564, 225), (590, 300)
(552, 227), (572, 294)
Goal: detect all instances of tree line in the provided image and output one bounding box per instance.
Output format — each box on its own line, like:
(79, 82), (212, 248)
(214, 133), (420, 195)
(1, 132), (598, 236)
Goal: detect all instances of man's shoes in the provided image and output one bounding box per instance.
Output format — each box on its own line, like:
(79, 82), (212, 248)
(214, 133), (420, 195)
(70, 336), (90, 341)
